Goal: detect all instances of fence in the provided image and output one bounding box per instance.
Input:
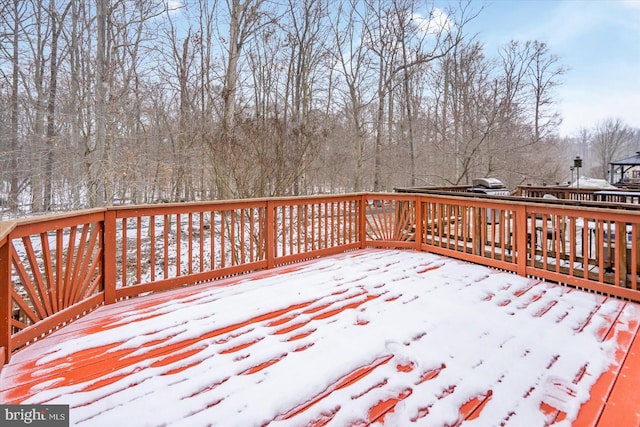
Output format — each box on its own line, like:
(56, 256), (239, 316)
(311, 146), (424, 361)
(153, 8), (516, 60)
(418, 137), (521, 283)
(2, 193), (639, 364)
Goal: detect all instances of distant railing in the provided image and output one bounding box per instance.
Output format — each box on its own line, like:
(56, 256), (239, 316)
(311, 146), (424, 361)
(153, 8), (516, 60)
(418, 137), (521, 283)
(2, 193), (640, 364)
(514, 185), (640, 205)
(514, 185), (601, 200)
(395, 185), (473, 193)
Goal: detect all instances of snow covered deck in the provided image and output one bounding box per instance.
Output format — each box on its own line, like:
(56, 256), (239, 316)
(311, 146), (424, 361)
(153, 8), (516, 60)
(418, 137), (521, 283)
(1, 249), (639, 426)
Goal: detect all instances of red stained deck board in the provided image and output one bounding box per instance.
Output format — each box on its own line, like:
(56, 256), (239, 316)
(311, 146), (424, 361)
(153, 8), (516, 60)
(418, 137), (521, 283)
(573, 302), (640, 427)
(594, 328), (640, 426)
(1, 249), (639, 426)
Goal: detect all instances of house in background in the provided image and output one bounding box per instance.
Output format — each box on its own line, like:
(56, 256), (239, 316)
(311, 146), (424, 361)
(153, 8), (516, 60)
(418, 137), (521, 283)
(610, 151), (640, 187)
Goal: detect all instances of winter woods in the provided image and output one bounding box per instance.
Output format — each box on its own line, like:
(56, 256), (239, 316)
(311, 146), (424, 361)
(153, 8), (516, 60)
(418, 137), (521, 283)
(0, 0), (636, 214)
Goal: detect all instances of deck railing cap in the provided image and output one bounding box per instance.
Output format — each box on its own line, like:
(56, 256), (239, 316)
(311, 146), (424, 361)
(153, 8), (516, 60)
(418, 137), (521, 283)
(106, 193), (370, 212)
(0, 220), (17, 242)
(14, 208), (107, 226)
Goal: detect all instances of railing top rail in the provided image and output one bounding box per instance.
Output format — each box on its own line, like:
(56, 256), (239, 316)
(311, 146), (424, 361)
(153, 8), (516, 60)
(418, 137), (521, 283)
(11, 208), (106, 227)
(394, 185), (472, 192)
(3, 192), (640, 232)
(7, 209), (107, 239)
(0, 220), (17, 243)
(109, 193), (366, 212)
(395, 189), (640, 211)
(0, 194), (371, 232)
(266, 193), (364, 205)
(516, 185), (603, 191)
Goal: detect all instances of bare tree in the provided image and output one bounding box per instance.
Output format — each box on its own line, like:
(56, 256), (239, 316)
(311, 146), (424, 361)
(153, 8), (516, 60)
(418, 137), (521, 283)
(90, 0), (107, 207)
(282, 0), (329, 195)
(329, 0), (374, 191)
(0, 0), (580, 215)
(435, 41), (501, 185)
(591, 118), (635, 180)
(43, 0), (72, 211)
(360, 0), (401, 191)
(220, 0), (269, 137)
(361, 0), (470, 191)
(527, 41), (565, 142)
(6, 0), (22, 211)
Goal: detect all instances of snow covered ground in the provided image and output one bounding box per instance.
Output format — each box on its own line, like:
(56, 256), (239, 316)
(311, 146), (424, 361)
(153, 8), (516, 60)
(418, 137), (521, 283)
(1, 249), (633, 426)
(568, 177), (617, 189)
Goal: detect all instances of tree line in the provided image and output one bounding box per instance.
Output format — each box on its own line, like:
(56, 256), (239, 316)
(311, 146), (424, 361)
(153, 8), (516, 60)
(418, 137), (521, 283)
(0, 0), (637, 215)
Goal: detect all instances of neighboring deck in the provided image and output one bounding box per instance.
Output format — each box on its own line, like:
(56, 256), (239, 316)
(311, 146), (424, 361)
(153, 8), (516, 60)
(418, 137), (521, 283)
(1, 249), (639, 426)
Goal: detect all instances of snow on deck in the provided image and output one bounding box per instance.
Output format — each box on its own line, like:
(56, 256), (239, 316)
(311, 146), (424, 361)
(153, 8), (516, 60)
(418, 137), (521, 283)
(1, 249), (639, 426)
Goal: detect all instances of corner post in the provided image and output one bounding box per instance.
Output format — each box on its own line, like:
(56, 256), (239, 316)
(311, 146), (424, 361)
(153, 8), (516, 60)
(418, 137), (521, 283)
(0, 232), (12, 364)
(103, 210), (117, 304)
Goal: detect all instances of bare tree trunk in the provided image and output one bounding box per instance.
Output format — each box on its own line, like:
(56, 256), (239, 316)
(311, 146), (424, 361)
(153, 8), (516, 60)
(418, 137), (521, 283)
(221, 0), (267, 139)
(176, 32), (191, 201)
(528, 41), (565, 142)
(222, 0), (242, 138)
(8, 0), (20, 212)
(93, 0), (107, 207)
(31, 1), (48, 212)
(223, 43), (237, 134)
(373, 71), (385, 192)
(44, 0), (67, 211)
(353, 105), (365, 192)
(68, 0), (81, 208)
(401, 41), (416, 186)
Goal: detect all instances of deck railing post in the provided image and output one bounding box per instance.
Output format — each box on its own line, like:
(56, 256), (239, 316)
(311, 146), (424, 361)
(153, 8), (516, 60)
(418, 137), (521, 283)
(360, 194), (368, 248)
(415, 195), (423, 251)
(266, 200), (275, 269)
(103, 210), (117, 304)
(0, 232), (11, 364)
(515, 205), (528, 276)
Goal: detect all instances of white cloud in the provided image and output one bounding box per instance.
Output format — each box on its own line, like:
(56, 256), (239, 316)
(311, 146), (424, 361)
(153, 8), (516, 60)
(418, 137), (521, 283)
(412, 8), (452, 37)
(165, 0), (184, 13)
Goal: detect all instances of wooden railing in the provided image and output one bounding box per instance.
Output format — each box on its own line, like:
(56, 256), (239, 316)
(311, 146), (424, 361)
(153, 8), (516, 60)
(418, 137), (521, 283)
(515, 185), (600, 200)
(515, 185), (640, 204)
(2, 193), (640, 363)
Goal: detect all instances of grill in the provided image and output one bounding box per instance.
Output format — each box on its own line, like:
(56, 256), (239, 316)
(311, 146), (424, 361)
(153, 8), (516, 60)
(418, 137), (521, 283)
(470, 178), (510, 196)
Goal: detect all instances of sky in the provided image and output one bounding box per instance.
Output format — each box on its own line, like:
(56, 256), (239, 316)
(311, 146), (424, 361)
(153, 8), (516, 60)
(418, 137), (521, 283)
(467, 0), (640, 137)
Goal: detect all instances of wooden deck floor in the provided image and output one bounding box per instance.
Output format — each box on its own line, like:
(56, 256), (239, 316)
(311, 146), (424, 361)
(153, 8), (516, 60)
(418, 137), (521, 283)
(1, 249), (639, 426)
